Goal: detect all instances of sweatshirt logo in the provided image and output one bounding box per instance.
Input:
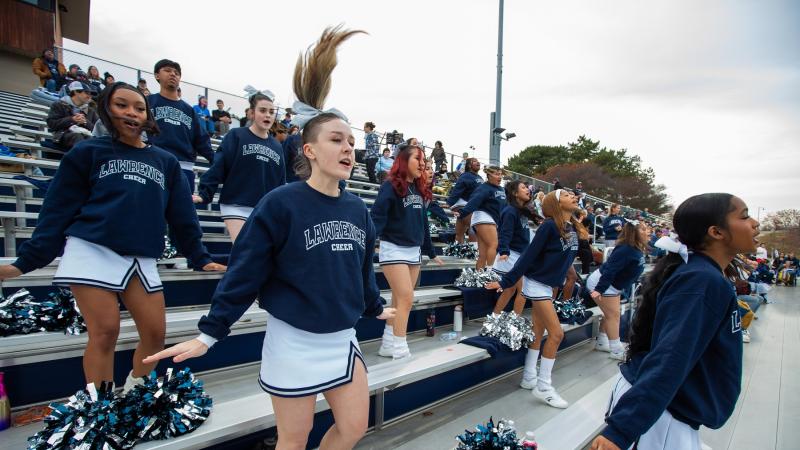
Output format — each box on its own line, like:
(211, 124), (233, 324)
(403, 193), (423, 209)
(495, 191), (506, 200)
(99, 159), (166, 189)
(304, 221), (367, 251)
(561, 231), (579, 251)
(242, 144), (281, 165)
(731, 309), (742, 333)
(153, 106), (193, 129)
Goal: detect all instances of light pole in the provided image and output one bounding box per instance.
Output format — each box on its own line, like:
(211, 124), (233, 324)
(489, 0), (505, 166)
(756, 206), (766, 224)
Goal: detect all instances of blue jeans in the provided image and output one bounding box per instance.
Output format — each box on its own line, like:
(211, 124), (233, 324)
(45, 79), (57, 92)
(201, 118), (215, 135)
(738, 295), (763, 314)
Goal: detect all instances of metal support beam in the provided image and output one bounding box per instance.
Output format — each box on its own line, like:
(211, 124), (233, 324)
(489, 0), (505, 166)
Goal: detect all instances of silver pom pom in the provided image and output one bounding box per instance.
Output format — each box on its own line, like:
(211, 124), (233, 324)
(454, 268), (501, 288)
(479, 311), (535, 351)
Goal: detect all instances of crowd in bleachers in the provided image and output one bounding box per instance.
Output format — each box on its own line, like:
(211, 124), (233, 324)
(0, 37), (782, 449)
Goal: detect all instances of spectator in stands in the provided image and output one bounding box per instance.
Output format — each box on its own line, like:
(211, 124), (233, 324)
(270, 121), (289, 143)
(649, 228), (667, 259)
(289, 124), (300, 135)
(211, 99), (232, 137)
(46, 81), (99, 150)
(552, 177), (563, 190)
(373, 143), (443, 360)
(32, 48), (66, 92)
(447, 158), (483, 244)
(195, 92), (284, 242)
(103, 72), (115, 86)
(145, 28), (395, 450)
(776, 258), (796, 286)
(148, 58), (214, 193)
(424, 159), (450, 226)
(280, 110), (292, 127)
(86, 66), (105, 95)
(363, 121), (381, 183)
(486, 189), (582, 409)
(574, 181), (584, 196)
(137, 79), (151, 96)
(603, 203), (624, 247)
(587, 220), (647, 361)
(375, 148), (394, 182)
(0, 82), (225, 391)
(594, 193), (756, 450)
(63, 64), (85, 86)
(533, 190), (545, 217)
(455, 152), (469, 173)
(456, 166), (506, 270)
(240, 107), (252, 128)
(585, 205), (603, 240)
(576, 209), (594, 274)
(436, 161), (448, 175)
(193, 96), (215, 136)
(431, 140), (446, 169)
(492, 180), (533, 314)
(755, 243), (768, 260)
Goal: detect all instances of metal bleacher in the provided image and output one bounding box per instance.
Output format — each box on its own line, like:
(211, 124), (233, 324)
(0, 89), (617, 449)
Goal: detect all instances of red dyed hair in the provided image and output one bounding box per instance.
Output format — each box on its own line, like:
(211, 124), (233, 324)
(387, 144), (432, 202)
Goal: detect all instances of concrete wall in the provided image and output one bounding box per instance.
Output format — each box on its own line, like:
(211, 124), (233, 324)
(0, 52), (39, 96)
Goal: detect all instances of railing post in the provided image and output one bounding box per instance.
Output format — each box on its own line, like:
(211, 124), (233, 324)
(136, 69), (141, 84)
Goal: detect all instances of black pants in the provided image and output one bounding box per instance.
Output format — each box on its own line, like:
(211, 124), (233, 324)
(365, 157), (378, 184)
(60, 132), (91, 150)
(578, 239), (593, 274)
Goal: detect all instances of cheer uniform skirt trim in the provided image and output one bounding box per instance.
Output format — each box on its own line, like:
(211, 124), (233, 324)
(378, 240), (422, 266)
(586, 270), (622, 297)
(522, 276), (553, 301)
(220, 204), (254, 221)
(53, 236), (162, 293)
(469, 210), (496, 231)
(492, 250), (521, 275)
(258, 314), (366, 398)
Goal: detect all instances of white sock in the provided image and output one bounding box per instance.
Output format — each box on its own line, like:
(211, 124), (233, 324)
(597, 332), (609, 344)
(609, 338), (623, 353)
(523, 349), (540, 380)
(394, 335), (407, 349)
(382, 325), (394, 344)
(537, 358), (555, 390)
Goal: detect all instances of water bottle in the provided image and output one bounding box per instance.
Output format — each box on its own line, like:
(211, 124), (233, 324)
(521, 431), (538, 449)
(0, 372), (10, 431)
(439, 331), (459, 341)
(453, 305), (463, 332)
(426, 309), (436, 336)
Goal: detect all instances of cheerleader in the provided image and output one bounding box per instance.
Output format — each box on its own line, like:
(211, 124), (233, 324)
(144, 27), (395, 450)
(456, 166), (506, 269)
(372, 144), (444, 360)
(491, 180), (533, 314)
(194, 92), (285, 242)
(591, 194), (755, 450)
(602, 203), (624, 247)
(446, 158), (483, 243)
(485, 189), (582, 409)
(0, 82), (226, 390)
(587, 220), (647, 361)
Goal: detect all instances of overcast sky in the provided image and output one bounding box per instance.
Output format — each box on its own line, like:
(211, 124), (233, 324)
(64, 0), (799, 215)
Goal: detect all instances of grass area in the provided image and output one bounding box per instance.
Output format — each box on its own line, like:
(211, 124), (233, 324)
(759, 228), (800, 255)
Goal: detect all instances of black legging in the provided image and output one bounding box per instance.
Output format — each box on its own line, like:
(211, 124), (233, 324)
(578, 239), (593, 274)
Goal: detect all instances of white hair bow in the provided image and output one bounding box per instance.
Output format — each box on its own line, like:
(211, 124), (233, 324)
(625, 218), (640, 226)
(243, 85), (275, 102)
(554, 189), (563, 202)
(654, 233), (689, 263)
(290, 100), (348, 129)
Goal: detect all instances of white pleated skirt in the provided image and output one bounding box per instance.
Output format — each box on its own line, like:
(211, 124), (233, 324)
(220, 204), (254, 221)
(378, 240), (421, 266)
(53, 236), (162, 293)
(258, 314), (364, 398)
(492, 250), (521, 275)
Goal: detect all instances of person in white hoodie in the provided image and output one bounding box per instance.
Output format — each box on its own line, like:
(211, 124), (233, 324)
(755, 244), (768, 260)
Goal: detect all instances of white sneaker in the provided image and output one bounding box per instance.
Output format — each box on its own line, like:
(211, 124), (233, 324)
(122, 371), (144, 395)
(742, 330), (751, 343)
(378, 342), (394, 357)
(609, 350), (625, 361)
(595, 341), (611, 353)
(532, 386), (569, 409)
(174, 260), (189, 270)
(392, 346), (412, 360)
(520, 375), (537, 390)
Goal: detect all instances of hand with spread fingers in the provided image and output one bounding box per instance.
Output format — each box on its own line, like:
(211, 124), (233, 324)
(143, 338), (208, 364)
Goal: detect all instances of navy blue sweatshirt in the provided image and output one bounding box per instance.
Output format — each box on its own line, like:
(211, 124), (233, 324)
(497, 206), (531, 256)
(371, 181), (437, 259)
(426, 199), (450, 225)
(601, 253), (742, 449)
(594, 244), (645, 293)
(197, 181), (385, 338)
(147, 94), (214, 165)
(459, 183), (506, 224)
(602, 214), (624, 241)
(197, 127), (286, 206)
(499, 219), (578, 288)
(12, 137), (212, 273)
(446, 172), (483, 206)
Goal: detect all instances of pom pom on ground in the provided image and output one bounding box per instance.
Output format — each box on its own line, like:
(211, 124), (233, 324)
(479, 311), (535, 351)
